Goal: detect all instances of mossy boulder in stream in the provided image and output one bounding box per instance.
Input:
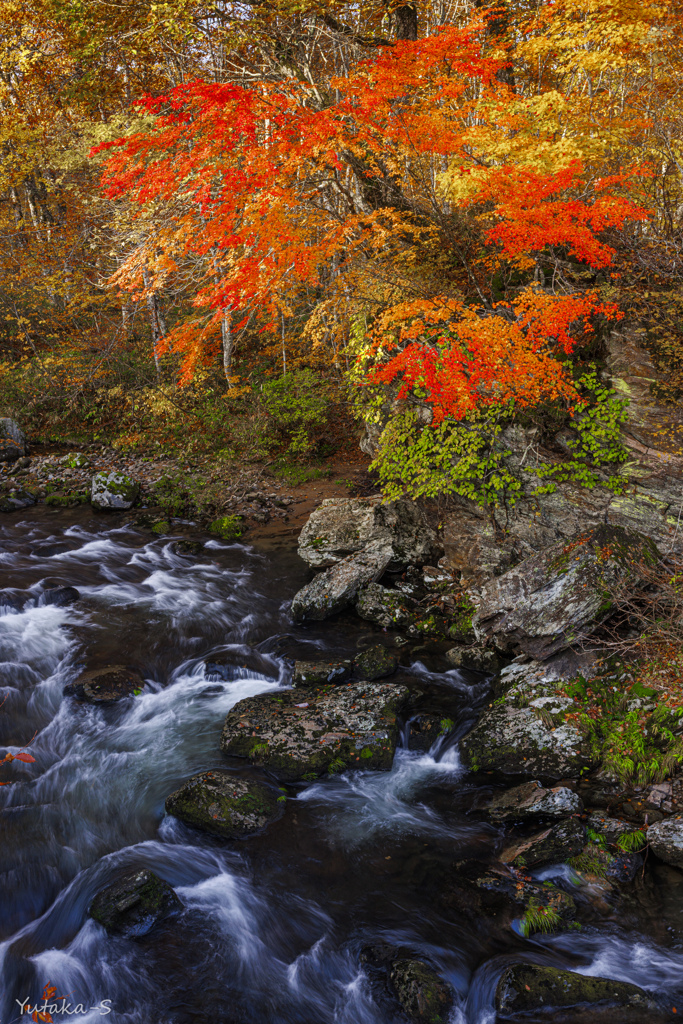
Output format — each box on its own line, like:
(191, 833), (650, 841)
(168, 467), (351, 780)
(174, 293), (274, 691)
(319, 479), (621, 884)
(89, 868), (182, 938)
(91, 470), (139, 510)
(165, 770), (282, 838)
(496, 964), (654, 1016)
(355, 644), (399, 680)
(389, 959), (453, 1024)
(221, 681), (409, 780)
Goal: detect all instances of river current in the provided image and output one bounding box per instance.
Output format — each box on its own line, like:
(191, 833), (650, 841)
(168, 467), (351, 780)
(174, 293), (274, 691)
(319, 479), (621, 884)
(1, 508), (682, 1023)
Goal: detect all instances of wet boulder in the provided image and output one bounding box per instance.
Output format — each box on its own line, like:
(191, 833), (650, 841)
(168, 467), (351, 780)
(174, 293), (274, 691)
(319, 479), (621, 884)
(297, 496), (436, 570)
(355, 582), (416, 629)
(221, 681), (409, 781)
(472, 525), (659, 659)
(460, 700), (594, 779)
(165, 770), (282, 838)
(76, 665), (145, 703)
(389, 959), (453, 1024)
(496, 964), (654, 1017)
(0, 418), (26, 462)
(42, 585), (80, 608)
(474, 870), (576, 933)
(500, 818), (586, 870)
(445, 645), (503, 674)
(91, 470), (140, 511)
(291, 547), (391, 621)
(354, 644), (399, 680)
(292, 659), (352, 687)
(488, 780), (583, 821)
(89, 868), (182, 938)
(647, 817), (683, 868)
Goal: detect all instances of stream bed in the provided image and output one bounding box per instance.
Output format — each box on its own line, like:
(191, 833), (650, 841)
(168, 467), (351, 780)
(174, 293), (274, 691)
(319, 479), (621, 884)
(0, 508), (682, 1023)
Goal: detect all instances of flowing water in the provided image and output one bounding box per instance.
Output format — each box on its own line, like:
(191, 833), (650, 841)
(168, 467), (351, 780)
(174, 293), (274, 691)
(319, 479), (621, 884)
(0, 508), (682, 1023)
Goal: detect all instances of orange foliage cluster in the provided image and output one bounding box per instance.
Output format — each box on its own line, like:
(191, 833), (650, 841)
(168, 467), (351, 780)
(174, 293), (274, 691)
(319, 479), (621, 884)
(96, 8), (653, 412)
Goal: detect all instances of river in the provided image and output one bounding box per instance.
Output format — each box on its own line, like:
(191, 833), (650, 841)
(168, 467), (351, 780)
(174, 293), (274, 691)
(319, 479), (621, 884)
(1, 508), (682, 1023)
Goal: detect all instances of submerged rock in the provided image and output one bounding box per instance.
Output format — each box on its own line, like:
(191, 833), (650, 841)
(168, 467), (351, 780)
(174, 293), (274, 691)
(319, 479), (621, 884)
(221, 681), (409, 780)
(389, 959), (453, 1024)
(297, 496), (436, 569)
(291, 547), (391, 621)
(42, 585), (80, 607)
(89, 868), (182, 937)
(165, 770), (282, 838)
(472, 525), (659, 659)
(354, 644), (399, 680)
(496, 964), (653, 1016)
(77, 665), (145, 703)
(500, 817), (586, 869)
(91, 470), (140, 511)
(355, 582), (416, 629)
(292, 659), (352, 687)
(647, 817), (683, 868)
(0, 418), (26, 462)
(488, 781), (583, 821)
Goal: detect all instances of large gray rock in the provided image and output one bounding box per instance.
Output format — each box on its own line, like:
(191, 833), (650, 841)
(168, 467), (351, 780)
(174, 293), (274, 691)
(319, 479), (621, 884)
(91, 470), (140, 510)
(291, 547), (391, 621)
(460, 662), (596, 779)
(472, 525), (659, 659)
(297, 497), (436, 569)
(647, 817), (683, 868)
(488, 780), (582, 821)
(165, 770), (282, 838)
(0, 418), (26, 462)
(221, 681), (409, 781)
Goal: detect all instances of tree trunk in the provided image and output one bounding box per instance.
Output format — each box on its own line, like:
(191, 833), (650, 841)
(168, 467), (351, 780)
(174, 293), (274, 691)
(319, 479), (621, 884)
(220, 310), (234, 386)
(394, 3), (418, 40)
(143, 268), (165, 377)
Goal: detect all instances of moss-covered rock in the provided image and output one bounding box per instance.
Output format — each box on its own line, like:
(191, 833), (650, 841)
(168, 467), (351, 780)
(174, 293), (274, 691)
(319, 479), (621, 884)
(91, 470), (140, 510)
(354, 644), (399, 680)
(165, 770), (282, 838)
(0, 486), (36, 511)
(445, 645), (503, 673)
(220, 681), (409, 781)
(389, 959), (452, 1024)
(89, 868), (182, 938)
(460, 698), (595, 779)
(355, 582), (416, 629)
(496, 964), (653, 1016)
(151, 520), (171, 535)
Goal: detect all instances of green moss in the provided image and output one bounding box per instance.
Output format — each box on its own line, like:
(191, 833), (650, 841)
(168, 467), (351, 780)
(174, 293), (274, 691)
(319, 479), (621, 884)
(152, 520), (171, 535)
(209, 514), (245, 540)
